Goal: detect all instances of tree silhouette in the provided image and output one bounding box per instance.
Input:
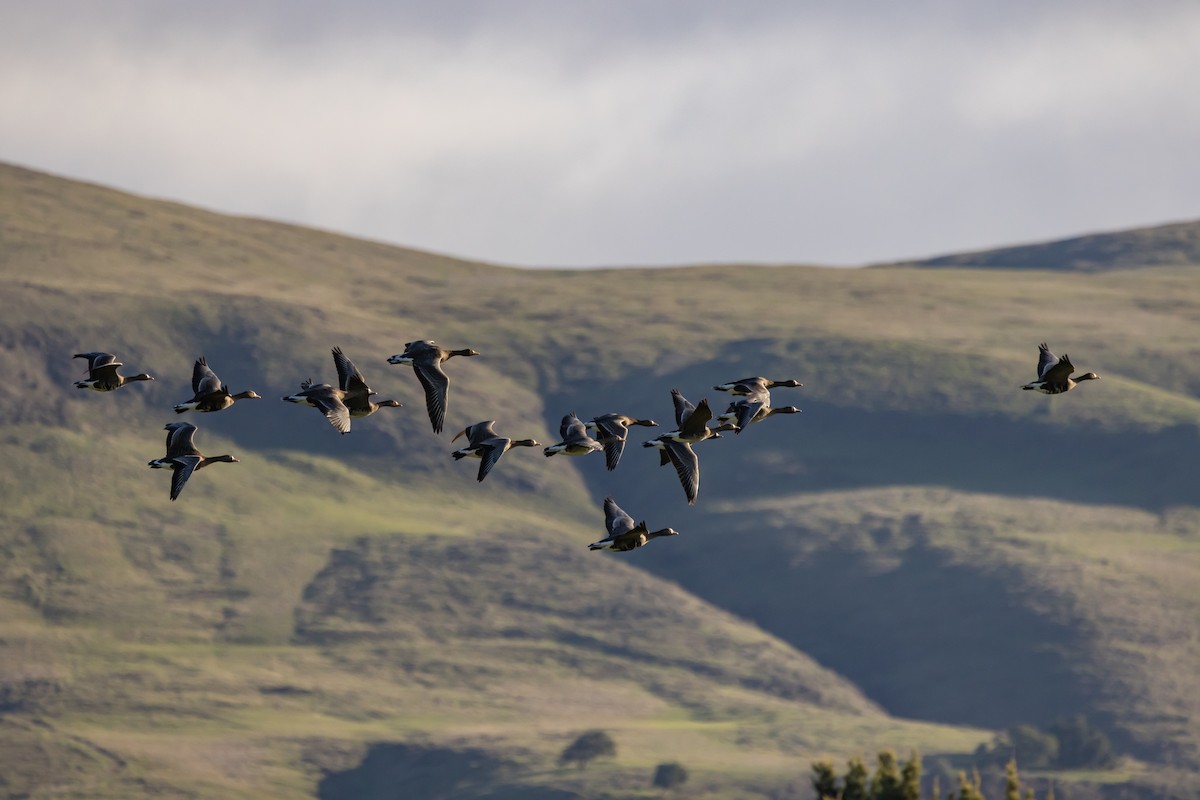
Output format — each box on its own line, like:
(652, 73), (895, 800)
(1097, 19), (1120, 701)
(954, 769), (985, 800)
(843, 756), (869, 800)
(871, 751), (903, 800)
(811, 759), (840, 800)
(1004, 759), (1021, 800)
(652, 762), (688, 790)
(900, 752), (921, 800)
(558, 729), (616, 770)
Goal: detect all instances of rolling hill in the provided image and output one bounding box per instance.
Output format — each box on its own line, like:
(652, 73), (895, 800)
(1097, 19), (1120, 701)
(889, 218), (1200, 271)
(1, 161), (1199, 798)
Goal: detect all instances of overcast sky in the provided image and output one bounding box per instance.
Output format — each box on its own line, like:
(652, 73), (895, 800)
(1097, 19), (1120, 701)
(3, 1), (1199, 267)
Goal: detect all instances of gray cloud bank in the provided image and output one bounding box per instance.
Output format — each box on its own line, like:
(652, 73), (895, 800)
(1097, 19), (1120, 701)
(3, 1), (1199, 267)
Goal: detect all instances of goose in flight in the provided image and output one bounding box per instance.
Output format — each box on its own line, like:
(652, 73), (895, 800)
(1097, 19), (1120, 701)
(388, 340), (479, 434)
(282, 379), (351, 434)
(544, 412), (604, 457)
(331, 346), (402, 418)
(1021, 343), (1100, 395)
(174, 356), (261, 413)
(713, 376), (802, 395)
(588, 496), (680, 552)
(147, 421), (238, 501)
(585, 413), (658, 471)
(451, 420), (539, 482)
(73, 352), (154, 392)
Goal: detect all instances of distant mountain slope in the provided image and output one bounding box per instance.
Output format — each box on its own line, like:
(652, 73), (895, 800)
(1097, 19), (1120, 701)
(890, 219), (1200, 271)
(2, 160), (1200, 797)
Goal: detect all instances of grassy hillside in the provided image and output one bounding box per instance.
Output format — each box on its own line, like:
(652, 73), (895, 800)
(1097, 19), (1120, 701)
(891, 218), (1200, 271)
(1, 161), (1199, 798)
(636, 489), (1200, 761)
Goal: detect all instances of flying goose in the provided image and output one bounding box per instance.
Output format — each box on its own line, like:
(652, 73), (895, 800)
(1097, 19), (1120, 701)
(147, 421), (238, 501)
(660, 388), (722, 445)
(543, 412), (604, 457)
(174, 356), (262, 413)
(640, 389), (721, 505)
(387, 340), (479, 434)
(713, 376), (803, 395)
(282, 380), (351, 434)
(585, 413), (658, 471)
(73, 352), (154, 392)
(331, 346), (402, 418)
(588, 496), (680, 552)
(714, 386), (802, 435)
(451, 420), (539, 482)
(1021, 342), (1100, 395)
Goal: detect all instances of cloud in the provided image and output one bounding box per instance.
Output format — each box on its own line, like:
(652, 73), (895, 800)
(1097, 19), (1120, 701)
(2, 2), (1200, 266)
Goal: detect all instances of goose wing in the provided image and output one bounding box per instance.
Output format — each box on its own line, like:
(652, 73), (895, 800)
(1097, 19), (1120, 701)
(728, 376), (769, 395)
(670, 389), (695, 427)
(603, 496), (636, 536)
(191, 357), (222, 396)
(92, 363), (123, 383)
(453, 420), (498, 446)
(1036, 343), (1075, 383)
(403, 340), (437, 357)
(332, 347), (371, 396)
(591, 414), (630, 439)
(413, 356), (451, 434)
(169, 454), (203, 501)
(561, 413), (599, 447)
(735, 400), (764, 431)
(305, 385), (351, 434)
(559, 413), (587, 441)
(592, 415), (631, 470)
(1036, 342), (1075, 383)
(600, 435), (628, 471)
(678, 398), (713, 439)
(75, 352), (121, 374)
(663, 440), (700, 505)
(475, 439), (509, 482)
(164, 422), (200, 457)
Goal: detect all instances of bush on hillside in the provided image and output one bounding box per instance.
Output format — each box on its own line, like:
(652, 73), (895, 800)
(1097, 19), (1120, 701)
(559, 729), (616, 770)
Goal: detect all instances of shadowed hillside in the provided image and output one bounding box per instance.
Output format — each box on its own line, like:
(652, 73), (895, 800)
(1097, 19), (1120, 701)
(1, 161), (1199, 798)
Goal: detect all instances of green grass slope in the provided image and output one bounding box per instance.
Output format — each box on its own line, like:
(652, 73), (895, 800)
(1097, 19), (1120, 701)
(2, 161), (1199, 797)
(0, 406), (981, 798)
(636, 489), (1200, 764)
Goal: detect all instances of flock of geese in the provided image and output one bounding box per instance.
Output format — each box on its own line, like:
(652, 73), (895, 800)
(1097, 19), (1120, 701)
(72, 340), (1098, 552)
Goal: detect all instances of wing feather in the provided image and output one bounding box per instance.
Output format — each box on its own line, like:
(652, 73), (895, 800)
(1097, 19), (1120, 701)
(600, 435), (627, 471)
(736, 401), (763, 432)
(476, 440), (509, 482)
(192, 357), (222, 396)
(603, 496), (636, 535)
(679, 398), (713, 438)
(663, 440), (699, 505)
(165, 422), (199, 456)
(413, 358), (450, 434)
(169, 455), (203, 501)
(670, 389), (695, 427)
(332, 347), (370, 395)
